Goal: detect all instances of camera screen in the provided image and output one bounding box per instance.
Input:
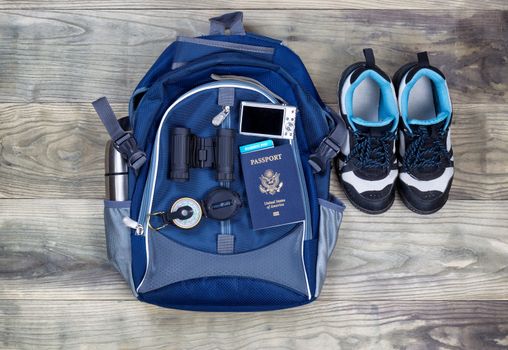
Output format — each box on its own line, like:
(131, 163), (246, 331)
(241, 105), (284, 136)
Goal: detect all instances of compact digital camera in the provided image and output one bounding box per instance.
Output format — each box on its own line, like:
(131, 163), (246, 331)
(239, 102), (297, 140)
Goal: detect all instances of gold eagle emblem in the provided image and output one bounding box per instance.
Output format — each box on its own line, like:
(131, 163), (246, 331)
(259, 169), (283, 195)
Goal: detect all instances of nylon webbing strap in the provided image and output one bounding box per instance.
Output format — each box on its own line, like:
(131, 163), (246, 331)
(308, 110), (348, 174)
(92, 97), (146, 171)
(217, 234), (234, 254)
(209, 12), (245, 36)
(218, 87), (235, 107)
(92, 97), (125, 141)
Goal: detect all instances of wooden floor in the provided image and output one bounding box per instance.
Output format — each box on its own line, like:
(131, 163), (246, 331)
(0, 1), (507, 349)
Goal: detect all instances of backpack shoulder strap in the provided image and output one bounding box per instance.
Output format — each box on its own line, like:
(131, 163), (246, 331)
(308, 108), (348, 174)
(92, 97), (146, 171)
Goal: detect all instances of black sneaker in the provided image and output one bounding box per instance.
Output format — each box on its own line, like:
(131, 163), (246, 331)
(335, 48), (399, 214)
(393, 52), (454, 214)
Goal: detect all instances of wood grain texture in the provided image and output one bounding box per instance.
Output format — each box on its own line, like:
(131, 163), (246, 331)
(1, 0), (507, 10)
(1, 103), (507, 200)
(322, 196), (508, 301)
(1, 300), (508, 349)
(0, 103), (111, 199)
(0, 10), (505, 104)
(0, 4), (507, 349)
(1, 199), (507, 301)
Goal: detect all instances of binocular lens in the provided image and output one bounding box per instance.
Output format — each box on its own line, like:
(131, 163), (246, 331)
(170, 127), (190, 182)
(216, 128), (235, 182)
(169, 127), (235, 182)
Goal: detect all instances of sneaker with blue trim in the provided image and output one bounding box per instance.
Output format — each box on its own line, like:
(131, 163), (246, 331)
(394, 52), (454, 214)
(335, 48), (399, 214)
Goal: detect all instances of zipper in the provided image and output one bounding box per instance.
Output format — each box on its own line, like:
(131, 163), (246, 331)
(220, 103), (232, 236)
(211, 105), (231, 127)
(211, 74), (287, 105)
(290, 136), (312, 240)
(123, 216), (144, 236)
(176, 36), (275, 56)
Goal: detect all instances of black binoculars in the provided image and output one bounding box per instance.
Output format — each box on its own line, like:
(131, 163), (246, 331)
(170, 127), (235, 182)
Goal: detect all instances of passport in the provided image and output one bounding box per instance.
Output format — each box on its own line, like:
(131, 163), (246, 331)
(240, 143), (305, 230)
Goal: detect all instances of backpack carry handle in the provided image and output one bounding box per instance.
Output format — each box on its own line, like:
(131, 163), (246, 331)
(209, 12), (246, 36)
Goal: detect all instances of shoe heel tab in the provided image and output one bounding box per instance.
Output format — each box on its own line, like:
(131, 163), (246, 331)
(363, 48), (375, 68)
(417, 51), (430, 68)
(416, 51), (447, 80)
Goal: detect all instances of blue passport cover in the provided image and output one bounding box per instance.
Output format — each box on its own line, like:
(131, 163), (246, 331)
(240, 143), (305, 230)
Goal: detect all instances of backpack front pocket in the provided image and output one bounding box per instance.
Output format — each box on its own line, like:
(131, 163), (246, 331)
(134, 80), (313, 300)
(137, 80), (312, 252)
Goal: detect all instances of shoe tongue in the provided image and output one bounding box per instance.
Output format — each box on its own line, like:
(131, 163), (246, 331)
(407, 112), (449, 129)
(353, 117), (395, 136)
(411, 119), (447, 137)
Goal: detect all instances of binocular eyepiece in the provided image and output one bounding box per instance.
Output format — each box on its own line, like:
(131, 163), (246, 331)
(170, 127), (235, 182)
(215, 128), (235, 182)
(169, 127), (191, 182)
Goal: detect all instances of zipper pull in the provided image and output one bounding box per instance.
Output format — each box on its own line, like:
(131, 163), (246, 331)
(212, 106), (230, 127)
(123, 216), (144, 236)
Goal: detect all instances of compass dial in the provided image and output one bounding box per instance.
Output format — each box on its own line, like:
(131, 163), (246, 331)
(170, 197), (202, 229)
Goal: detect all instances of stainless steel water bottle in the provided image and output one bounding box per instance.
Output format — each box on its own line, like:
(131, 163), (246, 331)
(105, 140), (128, 201)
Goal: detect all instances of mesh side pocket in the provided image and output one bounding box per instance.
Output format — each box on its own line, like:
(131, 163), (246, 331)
(104, 200), (136, 296)
(315, 196), (345, 297)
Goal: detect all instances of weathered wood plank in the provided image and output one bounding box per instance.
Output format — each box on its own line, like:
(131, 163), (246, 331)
(0, 103), (110, 199)
(0, 4), (505, 349)
(1, 103), (506, 200)
(1, 199), (507, 301)
(321, 197), (508, 301)
(0, 199), (133, 300)
(1, 299), (508, 349)
(0, 10), (505, 104)
(1, 0), (507, 10)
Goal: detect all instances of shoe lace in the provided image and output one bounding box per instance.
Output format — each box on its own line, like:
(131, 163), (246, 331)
(402, 125), (450, 173)
(346, 131), (395, 169)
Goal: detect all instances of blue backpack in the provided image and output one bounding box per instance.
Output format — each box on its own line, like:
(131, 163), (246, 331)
(95, 12), (346, 311)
